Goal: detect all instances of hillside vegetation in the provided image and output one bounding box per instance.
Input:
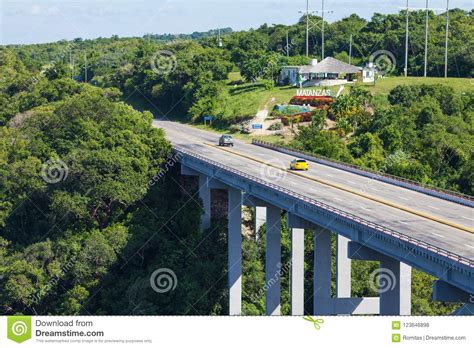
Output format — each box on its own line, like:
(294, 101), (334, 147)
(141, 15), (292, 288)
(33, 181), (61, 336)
(0, 8), (472, 316)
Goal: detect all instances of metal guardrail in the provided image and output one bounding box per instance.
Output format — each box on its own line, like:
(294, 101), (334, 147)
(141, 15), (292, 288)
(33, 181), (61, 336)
(174, 145), (474, 269)
(252, 139), (474, 208)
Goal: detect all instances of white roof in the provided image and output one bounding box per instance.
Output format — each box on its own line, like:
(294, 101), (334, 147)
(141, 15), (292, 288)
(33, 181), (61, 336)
(298, 57), (361, 74)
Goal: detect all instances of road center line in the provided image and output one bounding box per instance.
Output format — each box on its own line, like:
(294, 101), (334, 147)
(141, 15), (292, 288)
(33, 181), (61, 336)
(203, 142), (474, 234)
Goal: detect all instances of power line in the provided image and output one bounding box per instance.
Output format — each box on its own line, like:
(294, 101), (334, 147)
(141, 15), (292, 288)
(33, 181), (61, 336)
(314, 0), (333, 60)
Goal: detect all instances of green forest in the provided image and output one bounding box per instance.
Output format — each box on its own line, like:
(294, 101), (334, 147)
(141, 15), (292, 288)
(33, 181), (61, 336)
(0, 9), (473, 316)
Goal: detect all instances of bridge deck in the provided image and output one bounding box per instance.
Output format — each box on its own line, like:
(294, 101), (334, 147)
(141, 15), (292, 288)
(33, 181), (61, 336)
(153, 120), (474, 262)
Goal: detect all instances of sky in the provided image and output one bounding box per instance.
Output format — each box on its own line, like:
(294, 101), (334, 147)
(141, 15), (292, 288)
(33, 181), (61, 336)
(1, 0), (472, 45)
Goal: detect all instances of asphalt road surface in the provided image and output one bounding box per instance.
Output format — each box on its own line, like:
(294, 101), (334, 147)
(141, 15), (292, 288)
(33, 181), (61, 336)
(153, 120), (474, 261)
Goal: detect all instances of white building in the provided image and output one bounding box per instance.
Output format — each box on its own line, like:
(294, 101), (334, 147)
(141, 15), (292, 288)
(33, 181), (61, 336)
(361, 62), (377, 83)
(279, 57), (377, 86)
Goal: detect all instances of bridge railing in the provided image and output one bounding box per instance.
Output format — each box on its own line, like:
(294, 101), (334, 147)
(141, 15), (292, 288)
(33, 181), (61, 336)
(251, 139), (474, 208)
(174, 146), (473, 269)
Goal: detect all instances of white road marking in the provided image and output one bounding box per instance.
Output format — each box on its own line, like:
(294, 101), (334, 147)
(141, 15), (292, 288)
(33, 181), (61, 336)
(333, 197), (343, 202)
(467, 245), (474, 250)
(428, 205), (440, 211)
(398, 220), (408, 225)
(324, 173), (334, 178)
(399, 196), (409, 201)
(347, 180), (358, 185)
(431, 232), (446, 239)
(462, 216), (473, 221)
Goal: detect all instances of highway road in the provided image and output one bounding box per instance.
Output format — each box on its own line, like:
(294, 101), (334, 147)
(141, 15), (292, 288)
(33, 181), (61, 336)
(153, 120), (474, 261)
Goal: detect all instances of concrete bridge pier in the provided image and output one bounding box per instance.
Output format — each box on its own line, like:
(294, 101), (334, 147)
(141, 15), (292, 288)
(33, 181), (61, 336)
(244, 195), (282, 315)
(265, 205), (282, 315)
(290, 228), (305, 315)
(227, 187), (243, 315)
(198, 175), (211, 230)
(433, 281), (474, 316)
(313, 227), (333, 315)
(254, 206), (266, 241)
(180, 165), (211, 231)
(349, 241), (412, 315)
(336, 235), (351, 298)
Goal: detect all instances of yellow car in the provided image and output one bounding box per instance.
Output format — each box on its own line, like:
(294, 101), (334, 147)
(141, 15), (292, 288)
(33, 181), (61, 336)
(290, 159), (309, 171)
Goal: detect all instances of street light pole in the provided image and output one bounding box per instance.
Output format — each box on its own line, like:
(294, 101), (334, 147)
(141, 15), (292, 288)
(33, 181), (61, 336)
(349, 34), (353, 65)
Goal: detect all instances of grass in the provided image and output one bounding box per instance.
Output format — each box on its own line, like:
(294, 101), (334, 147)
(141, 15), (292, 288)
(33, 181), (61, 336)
(226, 74), (474, 117)
(359, 77), (474, 108)
(226, 72), (342, 117)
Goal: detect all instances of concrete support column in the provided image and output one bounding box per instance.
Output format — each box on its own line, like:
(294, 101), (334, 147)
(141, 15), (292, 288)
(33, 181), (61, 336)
(254, 206), (266, 241)
(313, 227), (332, 315)
(227, 188), (242, 315)
(265, 205), (281, 316)
(291, 228), (305, 316)
(348, 242), (412, 315)
(379, 259), (411, 315)
(336, 235), (351, 298)
(198, 175), (211, 230)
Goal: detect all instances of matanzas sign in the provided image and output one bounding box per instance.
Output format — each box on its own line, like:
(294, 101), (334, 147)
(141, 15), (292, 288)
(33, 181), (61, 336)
(296, 89), (332, 97)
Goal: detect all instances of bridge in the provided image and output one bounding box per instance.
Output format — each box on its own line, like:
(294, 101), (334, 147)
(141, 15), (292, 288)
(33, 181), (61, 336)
(153, 120), (474, 316)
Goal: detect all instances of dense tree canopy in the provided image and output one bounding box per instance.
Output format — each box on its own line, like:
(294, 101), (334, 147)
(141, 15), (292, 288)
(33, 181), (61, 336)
(0, 9), (472, 316)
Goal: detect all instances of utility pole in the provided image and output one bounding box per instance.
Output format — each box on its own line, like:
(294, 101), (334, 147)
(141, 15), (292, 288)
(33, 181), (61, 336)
(349, 34), (353, 65)
(444, 0), (449, 78)
(69, 52), (73, 79)
(217, 28), (223, 47)
(314, 0), (333, 60)
(424, 0), (429, 78)
(321, 0), (325, 60)
(306, 0), (309, 57)
(84, 54), (88, 83)
(286, 31), (290, 57)
(404, 0), (409, 77)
